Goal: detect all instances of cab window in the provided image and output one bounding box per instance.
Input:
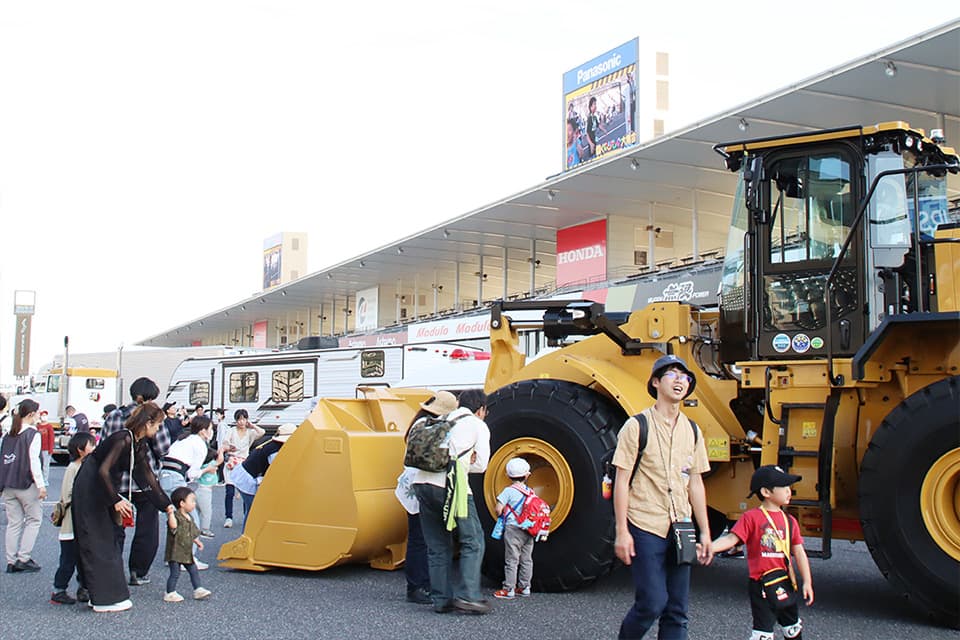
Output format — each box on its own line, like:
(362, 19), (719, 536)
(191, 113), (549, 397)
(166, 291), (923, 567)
(85, 378), (105, 390)
(769, 153), (854, 264)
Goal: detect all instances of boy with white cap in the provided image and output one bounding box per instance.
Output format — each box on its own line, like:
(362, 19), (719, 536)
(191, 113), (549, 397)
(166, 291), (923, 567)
(493, 457), (538, 600)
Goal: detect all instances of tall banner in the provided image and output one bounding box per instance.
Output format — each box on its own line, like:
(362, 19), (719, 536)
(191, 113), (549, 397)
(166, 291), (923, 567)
(13, 314), (32, 376)
(263, 234), (282, 290)
(355, 286), (379, 332)
(556, 219), (608, 288)
(563, 39), (639, 171)
(13, 290), (35, 377)
(252, 320), (268, 348)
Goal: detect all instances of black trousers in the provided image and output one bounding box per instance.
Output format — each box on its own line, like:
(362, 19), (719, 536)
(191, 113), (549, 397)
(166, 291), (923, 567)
(127, 492), (160, 578)
(748, 579), (802, 637)
(54, 539), (85, 591)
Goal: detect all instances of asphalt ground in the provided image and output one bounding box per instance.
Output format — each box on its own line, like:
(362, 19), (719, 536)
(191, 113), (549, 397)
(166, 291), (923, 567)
(0, 465), (955, 640)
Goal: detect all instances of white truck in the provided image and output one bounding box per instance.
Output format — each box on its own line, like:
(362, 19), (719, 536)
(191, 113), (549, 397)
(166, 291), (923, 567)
(9, 367), (118, 462)
(40, 345), (258, 406)
(163, 340), (492, 432)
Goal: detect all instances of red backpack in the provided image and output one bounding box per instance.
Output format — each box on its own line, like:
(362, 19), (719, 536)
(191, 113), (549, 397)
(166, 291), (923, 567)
(505, 485), (551, 541)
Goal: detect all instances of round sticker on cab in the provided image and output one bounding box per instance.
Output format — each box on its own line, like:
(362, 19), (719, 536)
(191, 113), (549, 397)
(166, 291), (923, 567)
(792, 333), (811, 353)
(810, 336), (824, 350)
(772, 333), (791, 353)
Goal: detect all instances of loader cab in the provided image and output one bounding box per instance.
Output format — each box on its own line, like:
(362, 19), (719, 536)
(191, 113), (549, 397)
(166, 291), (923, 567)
(715, 123), (959, 363)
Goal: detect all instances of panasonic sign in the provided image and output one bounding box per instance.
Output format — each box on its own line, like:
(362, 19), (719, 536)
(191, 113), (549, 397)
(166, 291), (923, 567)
(562, 38), (639, 94)
(576, 53), (622, 85)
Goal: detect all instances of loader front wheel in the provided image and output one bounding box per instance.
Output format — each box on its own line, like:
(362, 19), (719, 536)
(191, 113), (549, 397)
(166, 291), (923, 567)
(860, 375), (960, 628)
(471, 379), (624, 592)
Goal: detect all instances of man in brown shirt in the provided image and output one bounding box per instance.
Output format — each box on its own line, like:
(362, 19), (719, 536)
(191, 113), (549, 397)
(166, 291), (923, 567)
(612, 354), (713, 639)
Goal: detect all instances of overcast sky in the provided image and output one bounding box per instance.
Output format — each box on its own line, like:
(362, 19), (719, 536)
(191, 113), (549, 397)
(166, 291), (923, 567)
(0, 1), (951, 383)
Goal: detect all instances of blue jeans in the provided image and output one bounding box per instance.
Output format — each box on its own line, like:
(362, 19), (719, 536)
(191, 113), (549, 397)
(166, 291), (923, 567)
(619, 524), (691, 640)
(405, 513), (430, 592)
(166, 561), (201, 593)
(239, 490), (255, 529)
(413, 483), (485, 605)
(224, 484), (236, 519)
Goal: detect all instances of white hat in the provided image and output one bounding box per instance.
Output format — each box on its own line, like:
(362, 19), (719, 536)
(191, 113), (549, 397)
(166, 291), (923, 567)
(505, 457), (530, 479)
(272, 423), (298, 443)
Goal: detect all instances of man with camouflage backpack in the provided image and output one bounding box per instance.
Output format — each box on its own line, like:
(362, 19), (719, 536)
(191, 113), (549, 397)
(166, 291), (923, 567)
(410, 390), (491, 615)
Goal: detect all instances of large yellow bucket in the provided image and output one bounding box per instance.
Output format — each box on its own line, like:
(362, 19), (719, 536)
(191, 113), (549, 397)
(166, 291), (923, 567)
(218, 387), (431, 572)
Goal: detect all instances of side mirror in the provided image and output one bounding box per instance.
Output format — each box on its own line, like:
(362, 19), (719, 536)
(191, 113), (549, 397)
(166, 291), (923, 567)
(744, 156), (765, 222)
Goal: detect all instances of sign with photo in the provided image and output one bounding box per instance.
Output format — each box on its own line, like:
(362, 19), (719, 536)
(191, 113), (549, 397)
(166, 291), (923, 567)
(562, 39), (639, 171)
(263, 234), (282, 289)
(355, 286), (379, 332)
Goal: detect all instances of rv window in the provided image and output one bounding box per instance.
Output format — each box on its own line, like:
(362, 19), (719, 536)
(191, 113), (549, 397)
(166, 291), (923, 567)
(360, 351), (386, 378)
(229, 372), (259, 403)
(85, 378), (105, 390)
(189, 381), (210, 406)
(271, 370), (304, 402)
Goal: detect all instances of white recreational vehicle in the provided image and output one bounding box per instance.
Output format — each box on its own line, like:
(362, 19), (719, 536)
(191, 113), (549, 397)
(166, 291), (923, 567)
(163, 340), (491, 432)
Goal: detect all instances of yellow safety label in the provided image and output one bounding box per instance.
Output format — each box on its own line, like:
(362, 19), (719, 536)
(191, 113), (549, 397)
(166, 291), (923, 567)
(802, 421), (818, 439)
(707, 436), (730, 461)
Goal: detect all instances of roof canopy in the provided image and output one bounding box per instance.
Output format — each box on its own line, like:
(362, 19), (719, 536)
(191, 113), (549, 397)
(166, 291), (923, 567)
(141, 21), (960, 347)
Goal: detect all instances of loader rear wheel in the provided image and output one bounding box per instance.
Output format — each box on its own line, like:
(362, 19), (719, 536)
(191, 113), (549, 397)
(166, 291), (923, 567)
(470, 379), (624, 592)
(860, 375), (960, 628)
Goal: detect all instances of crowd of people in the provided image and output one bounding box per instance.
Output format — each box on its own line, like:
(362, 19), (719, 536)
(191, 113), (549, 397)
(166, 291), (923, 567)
(395, 358), (812, 639)
(0, 377), (292, 612)
(1, 363), (814, 638)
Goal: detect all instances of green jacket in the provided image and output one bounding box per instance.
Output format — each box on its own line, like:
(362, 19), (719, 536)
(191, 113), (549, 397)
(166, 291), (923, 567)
(165, 510), (200, 564)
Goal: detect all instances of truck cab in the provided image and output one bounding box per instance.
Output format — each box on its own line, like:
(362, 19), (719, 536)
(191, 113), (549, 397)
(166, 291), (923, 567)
(715, 123), (959, 363)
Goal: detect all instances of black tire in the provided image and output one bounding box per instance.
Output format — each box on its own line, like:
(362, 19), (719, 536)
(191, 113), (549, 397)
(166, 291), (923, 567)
(470, 379), (625, 592)
(860, 375), (960, 628)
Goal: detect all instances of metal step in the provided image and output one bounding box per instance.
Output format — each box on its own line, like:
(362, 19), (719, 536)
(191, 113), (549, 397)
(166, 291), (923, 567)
(775, 394), (839, 560)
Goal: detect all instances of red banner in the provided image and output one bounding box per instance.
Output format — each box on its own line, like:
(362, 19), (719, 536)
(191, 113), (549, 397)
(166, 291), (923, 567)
(253, 321), (268, 348)
(556, 219), (607, 288)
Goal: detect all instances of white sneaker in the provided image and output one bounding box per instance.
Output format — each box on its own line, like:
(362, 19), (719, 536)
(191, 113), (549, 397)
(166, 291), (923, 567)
(93, 599), (133, 612)
(163, 591), (184, 603)
(517, 586), (531, 597)
(223, 518), (233, 529)
(193, 587), (212, 600)
(194, 558), (209, 571)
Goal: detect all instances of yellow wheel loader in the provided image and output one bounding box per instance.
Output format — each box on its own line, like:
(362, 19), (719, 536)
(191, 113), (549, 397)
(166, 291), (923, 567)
(219, 122), (958, 627)
(477, 123), (959, 627)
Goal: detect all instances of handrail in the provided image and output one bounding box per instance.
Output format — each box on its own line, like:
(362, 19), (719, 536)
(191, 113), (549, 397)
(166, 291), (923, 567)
(825, 163), (957, 385)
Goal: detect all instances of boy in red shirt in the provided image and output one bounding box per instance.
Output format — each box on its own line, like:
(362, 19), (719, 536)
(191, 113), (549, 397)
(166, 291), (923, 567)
(711, 465), (814, 640)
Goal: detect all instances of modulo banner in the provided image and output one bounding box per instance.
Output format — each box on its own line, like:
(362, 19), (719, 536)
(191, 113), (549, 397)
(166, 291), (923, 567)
(563, 39), (639, 171)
